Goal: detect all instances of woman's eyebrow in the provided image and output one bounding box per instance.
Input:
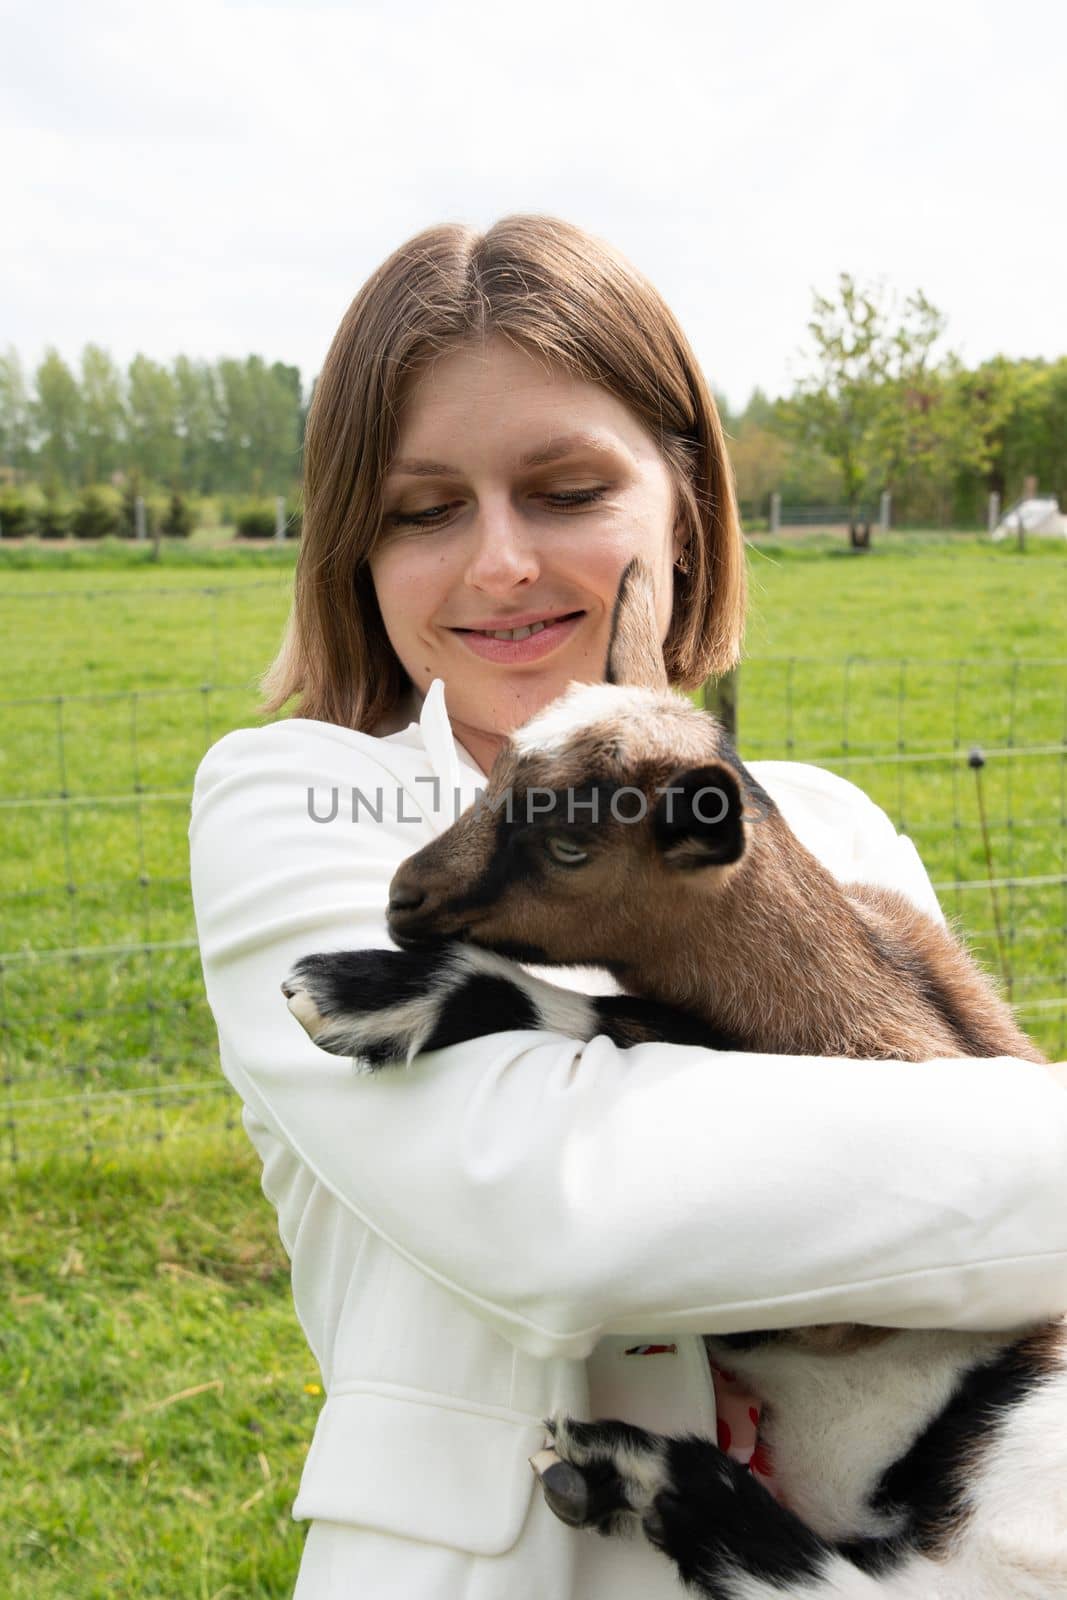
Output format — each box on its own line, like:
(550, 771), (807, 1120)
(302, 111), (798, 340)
(388, 431), (626, 478)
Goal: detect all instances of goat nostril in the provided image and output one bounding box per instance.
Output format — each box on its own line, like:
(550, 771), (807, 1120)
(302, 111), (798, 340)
(389, 885), (426, 914)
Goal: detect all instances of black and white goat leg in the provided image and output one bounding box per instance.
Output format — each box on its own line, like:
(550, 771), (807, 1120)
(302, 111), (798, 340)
(282, 944), (735, 1067)
(537, 1427), (1017, 1600)
(539, 1418), (962, 1600)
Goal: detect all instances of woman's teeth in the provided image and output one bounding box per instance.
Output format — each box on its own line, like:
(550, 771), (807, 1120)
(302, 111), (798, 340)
(477, 620), (550, 641)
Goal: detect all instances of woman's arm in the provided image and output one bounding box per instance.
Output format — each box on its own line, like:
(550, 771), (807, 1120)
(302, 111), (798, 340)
(190, 722), (1067, 1362)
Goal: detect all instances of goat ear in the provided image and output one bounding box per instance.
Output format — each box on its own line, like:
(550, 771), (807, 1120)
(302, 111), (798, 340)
(652, 763), (746, 869)
(604, 558), (669, 690)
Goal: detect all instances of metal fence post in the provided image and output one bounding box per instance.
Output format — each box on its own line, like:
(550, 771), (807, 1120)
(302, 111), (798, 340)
(275, 496), (286, 542)
(769, 492), (781, 535)
(135, 496), (146, 541)
(987, 491), (1001, 535)
(879, 490), (891, 532)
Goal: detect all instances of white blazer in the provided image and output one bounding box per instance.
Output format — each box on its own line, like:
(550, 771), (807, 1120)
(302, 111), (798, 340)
(189, 680), (1067, 1600)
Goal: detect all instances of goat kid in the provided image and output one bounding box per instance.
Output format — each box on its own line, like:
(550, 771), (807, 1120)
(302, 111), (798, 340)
(283, 561), (1065, 1599)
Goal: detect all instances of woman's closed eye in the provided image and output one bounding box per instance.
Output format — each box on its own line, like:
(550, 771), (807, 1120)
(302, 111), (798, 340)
(386, 486), (610, 529)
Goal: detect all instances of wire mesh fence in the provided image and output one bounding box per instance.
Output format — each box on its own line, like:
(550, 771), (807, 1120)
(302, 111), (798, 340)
(2, 580), (1064, 1166)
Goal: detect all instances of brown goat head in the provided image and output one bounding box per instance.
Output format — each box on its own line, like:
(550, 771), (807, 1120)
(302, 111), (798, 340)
(386, 561), (773, 974)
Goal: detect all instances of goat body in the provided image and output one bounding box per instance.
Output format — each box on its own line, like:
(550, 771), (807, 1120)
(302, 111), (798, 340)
(283, 560), (1063, 1598)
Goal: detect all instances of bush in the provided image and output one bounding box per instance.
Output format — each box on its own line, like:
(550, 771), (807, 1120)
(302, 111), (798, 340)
(161, 491), (195, 539)
(235, 499), (281, 539)
(0, 488), (32, 538)
(72, 485), (123, 540)
(117, 481), (169, 539)
(38, 490), (73, 539)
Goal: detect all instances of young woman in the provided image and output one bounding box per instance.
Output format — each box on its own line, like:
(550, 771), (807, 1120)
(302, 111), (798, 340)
(189, 215), (1067, 1600)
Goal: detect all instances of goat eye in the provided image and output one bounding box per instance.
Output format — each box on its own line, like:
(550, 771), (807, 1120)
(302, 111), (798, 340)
(544, 835), (588, 867)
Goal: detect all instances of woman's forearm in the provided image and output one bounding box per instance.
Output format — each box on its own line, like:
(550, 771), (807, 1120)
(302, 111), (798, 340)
(191, 723), (1067, 1362)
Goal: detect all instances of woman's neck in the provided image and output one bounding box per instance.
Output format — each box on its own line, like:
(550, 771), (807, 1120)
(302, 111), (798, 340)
(449, 721), (498, 779)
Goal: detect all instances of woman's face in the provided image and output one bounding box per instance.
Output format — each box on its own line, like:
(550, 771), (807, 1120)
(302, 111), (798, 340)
(370, 335), (685, 774)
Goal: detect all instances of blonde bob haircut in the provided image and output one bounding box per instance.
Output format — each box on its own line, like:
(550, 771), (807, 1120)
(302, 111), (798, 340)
(261, 214), (746, 732)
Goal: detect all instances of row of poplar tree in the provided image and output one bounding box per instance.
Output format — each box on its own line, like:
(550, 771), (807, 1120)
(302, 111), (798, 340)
(0, 349), (306, 496)
(1, 279), (1065, 526)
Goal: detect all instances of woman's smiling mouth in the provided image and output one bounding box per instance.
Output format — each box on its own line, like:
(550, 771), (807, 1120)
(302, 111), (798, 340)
(450, 610), (586, 663)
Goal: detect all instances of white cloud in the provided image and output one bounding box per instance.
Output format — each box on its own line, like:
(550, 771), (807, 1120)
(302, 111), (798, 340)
(3, 0), (1064, 411)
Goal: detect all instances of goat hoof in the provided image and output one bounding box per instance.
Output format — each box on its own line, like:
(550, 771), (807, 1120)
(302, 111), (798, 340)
(539, 1460), (592, 1526)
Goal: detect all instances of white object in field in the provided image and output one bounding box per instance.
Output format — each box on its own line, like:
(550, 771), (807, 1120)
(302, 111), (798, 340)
(992, 496), (1067, 540)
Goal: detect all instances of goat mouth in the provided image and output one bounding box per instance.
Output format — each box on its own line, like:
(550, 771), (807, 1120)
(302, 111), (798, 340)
(388, 922), (473, 952)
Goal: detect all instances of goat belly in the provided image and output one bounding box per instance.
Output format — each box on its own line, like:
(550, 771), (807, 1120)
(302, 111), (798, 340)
(702, 1327), (1039, 1550)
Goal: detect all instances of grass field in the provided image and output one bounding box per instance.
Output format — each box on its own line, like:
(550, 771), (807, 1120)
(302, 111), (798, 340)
(2, 533), (1065, 1595)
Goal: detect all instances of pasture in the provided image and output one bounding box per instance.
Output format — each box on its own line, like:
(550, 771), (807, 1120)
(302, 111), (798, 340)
(1, 535), (1065, 1597)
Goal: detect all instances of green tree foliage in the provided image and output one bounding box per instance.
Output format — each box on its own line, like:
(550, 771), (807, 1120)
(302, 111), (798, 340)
(33, 349), (83, 484)
(217, 356), (303, 494)
(79, 344), (126, 483)
(173, 356), (223, 491)
(127, 355), (180, 484)
(0, 322), (1062, 535)
(0, 347), (306, 501)
(0, 346), (33, 472)
(783, 276), (960, 539)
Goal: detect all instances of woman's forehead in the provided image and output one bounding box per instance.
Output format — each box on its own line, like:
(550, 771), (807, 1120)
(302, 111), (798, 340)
(387, 356), (661, 478)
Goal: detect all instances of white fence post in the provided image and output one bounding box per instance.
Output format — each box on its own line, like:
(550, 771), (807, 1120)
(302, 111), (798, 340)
(879, 490), (891, 533)
(275, 496), (286, 542)
(769, 492), (781, 534)
(135, 496), (146, 541)
(987, 491), (1001, 535)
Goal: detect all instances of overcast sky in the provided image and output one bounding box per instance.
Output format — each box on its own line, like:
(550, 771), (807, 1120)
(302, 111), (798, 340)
(3, 0), (1064, 413)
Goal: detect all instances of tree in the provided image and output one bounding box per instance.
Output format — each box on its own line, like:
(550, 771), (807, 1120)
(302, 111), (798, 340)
(173, 356), (223, 492)
(786, 275), (953, 544)
(0, 346), (33, 474)
(79, 344), (126, 483)
(34, 349), (84, 484)
(727, 421), (788, 513)
(218, 355), (302, 493)
(127, 355), (179, 483)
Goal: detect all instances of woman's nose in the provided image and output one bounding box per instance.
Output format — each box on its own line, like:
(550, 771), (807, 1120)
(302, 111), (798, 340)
(462, 501), (540, 592)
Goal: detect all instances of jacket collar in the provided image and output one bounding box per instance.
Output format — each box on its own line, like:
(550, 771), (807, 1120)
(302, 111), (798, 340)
(417, 679), (487, 797)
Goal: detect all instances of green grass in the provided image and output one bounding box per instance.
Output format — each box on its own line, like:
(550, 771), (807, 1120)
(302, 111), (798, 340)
(0, 534), (299, 571)
(1, 1120), (313, 1597)
(1, 533), (1065, 1595)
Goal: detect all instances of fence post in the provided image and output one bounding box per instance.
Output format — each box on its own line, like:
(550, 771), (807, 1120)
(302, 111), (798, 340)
(704, 666), (738, 741)
(135, 496), (146, 541)
(769, 492), (781, 535)
(879, 490), (891, 533)
(987, 491), (1000, 536)
(275, 496), (286, 542)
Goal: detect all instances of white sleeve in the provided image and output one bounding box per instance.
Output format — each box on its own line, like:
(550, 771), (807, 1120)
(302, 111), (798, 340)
(189, 725), (1067, 1362)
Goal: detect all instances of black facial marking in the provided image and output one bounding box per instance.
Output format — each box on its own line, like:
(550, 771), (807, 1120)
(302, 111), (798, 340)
(475, 937), (553, 964)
